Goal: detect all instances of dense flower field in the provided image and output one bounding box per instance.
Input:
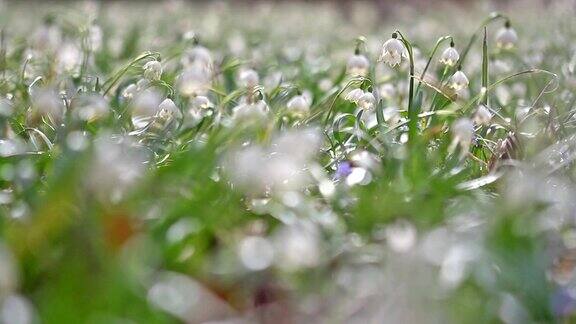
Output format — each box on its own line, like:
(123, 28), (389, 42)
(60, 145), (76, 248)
(1, 0), (576, 322)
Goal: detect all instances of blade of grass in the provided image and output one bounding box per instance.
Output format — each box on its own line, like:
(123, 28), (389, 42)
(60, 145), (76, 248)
(482, 27), (489, 106)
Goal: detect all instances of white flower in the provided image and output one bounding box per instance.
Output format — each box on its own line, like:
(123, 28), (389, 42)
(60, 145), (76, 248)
(449, 118), (475, 158)
(177, 63), (212, 97)
(495, 23), (518, 50)
(56, 43), (82, 73)
(383, 106), (401, 127)
(286, 94), (310, 117)
(73, 94), (108, 121)
(379, 34), (406, 67)
(232, 100), (269, 122)
(449, 70), (469, 90)
(350, 150), (380, 171)
(347, 54), (370, 76)
(122, 84), (138, 99)
(238, 69), (259, 88)
(182, 45), (213, 69)
(191, 96), (213, 109)
(439, 44), (460, 67)
(344, 88), (364, 103)
(357, 92), (376, 111)
(184, 97), (210, 128)
(158, 98), (183, 120)
(143, 60), (163, 81)
(473, 105), (492, 125)
(184, 107), (203, 128)
(130, 91), (162, 128)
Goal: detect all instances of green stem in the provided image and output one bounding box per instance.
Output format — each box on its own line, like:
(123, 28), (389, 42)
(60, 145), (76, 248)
(102, 51), (161, 96)
(426, 66), (450, 127)
(481, 27), (489, 106)
(395, 30), (417, 143)
(416, 35), (453, 94)
(322, 76), (369, 125)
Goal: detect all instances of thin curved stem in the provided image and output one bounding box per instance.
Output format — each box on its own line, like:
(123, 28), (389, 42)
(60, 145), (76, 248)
(322, 76), (370, 125)
(461, 69), (558, 113)
(102, 51), (161, 96)
(416, 35), (453, 94)
(395, 30), (417, 143)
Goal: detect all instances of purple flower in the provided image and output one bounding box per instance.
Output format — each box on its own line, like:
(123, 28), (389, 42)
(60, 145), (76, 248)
(552, 288), (576, 317)
(335, 161), (353, 179)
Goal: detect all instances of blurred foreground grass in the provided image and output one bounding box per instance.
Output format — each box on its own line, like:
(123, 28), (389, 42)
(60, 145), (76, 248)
(0, 0), (576, 323)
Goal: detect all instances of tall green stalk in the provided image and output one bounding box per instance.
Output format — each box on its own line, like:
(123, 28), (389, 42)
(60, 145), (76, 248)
(395, 30), (417, 143)
(481, 27), (489, 106)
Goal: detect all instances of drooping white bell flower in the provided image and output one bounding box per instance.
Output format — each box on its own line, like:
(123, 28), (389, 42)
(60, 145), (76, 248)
(347, 53), (370, 77)
(439, 42), (460, 67)
(473, 105), (492, 126)
(191, 96), (213, 110)
(183, 97), (211, 129)
(122, 84), (138, 99)
(379, 33), (406, 67)
(449, 118), (475, 158)
(158, 98), (183, 120)
(449, 70), (469, 91)
(350, 150), (380, 171)
(182, 45), (213, 69)
(143, 60), (163, 81)
(177, 63), (212, 97)
(286, 94), (310, 118)
(344, 88), (364, 103)
(232, 100), (269, 123)
(357, 92), (376, 111)
(238, 69), (259, 88)
(495, 21), (518, 50)
(130, 90), (162, 128)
